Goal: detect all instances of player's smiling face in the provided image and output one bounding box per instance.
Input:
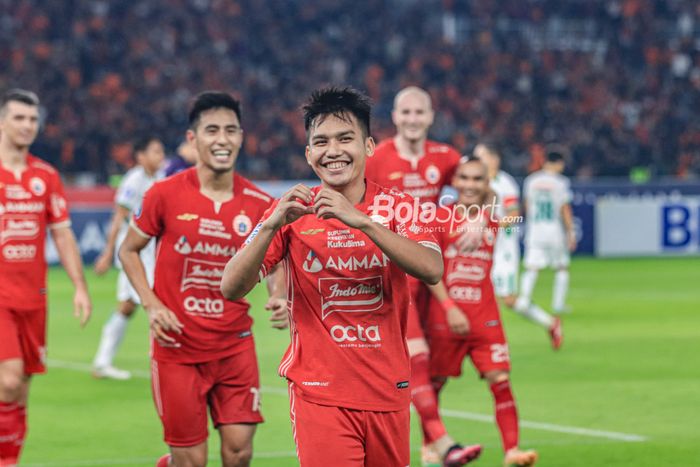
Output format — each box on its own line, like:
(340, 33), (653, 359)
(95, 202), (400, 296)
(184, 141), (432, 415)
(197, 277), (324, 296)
(188, 108), (243, 174)
(306, 112), (374, 189)
(453, 161), (489, 206)
(392, 92), (434, 144)
(0, 101), (40, 149)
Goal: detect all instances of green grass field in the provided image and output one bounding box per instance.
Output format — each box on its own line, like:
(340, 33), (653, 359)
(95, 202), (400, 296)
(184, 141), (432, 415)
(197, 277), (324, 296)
(19, 257), (700, 466)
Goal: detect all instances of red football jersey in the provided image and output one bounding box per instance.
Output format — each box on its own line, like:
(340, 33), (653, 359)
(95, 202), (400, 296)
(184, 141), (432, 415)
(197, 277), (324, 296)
(132, 168), (273, 364)
(429, 211), (501, 337)
(0, 155), (70, 308)
(254, 181), (441, 412)
(365, 139), (461, 204)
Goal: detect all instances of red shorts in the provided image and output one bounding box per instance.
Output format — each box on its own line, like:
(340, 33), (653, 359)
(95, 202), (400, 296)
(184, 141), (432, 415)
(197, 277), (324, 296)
(151, 347), (263, 447)
(429, 318), (510, 378)
(289, 385), (409, 467)
(0, 307), (46, 374)
(406, 278), (431, 341)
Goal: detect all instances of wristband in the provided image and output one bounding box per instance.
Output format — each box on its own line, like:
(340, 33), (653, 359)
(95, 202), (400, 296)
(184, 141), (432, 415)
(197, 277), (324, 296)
(440, 297), (456, 311)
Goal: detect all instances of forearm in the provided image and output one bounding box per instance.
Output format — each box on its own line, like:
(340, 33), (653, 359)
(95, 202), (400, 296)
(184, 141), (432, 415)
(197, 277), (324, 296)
(222, 223), (278, 300)
(102, 208), (128, 255)
(359, 220), (443, 284)
(561, 204), (574, 236)
(52, 227), (88, 290)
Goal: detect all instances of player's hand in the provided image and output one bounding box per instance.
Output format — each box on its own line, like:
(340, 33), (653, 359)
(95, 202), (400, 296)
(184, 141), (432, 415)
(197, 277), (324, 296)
(313, 188), (368, 228)
(264, 184), (314, 230)
(73, 286), (92, 328)
(145, 302), (184, 348)
(446, 306), (470, 335)
(265, 296), (288, 330)
(455, 220), (484, 254)
(93, 251), (113, 275)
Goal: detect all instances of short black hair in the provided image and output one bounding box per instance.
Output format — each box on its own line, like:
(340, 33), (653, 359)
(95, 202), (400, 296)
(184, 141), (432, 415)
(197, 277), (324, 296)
(188, 91), (242, 129)
(133, 135), (161, 154)
(477, 140), (502, 159)
(303, 86), (371, 139)
(1, 89), (39, 111)
(546, 144), (568, 163)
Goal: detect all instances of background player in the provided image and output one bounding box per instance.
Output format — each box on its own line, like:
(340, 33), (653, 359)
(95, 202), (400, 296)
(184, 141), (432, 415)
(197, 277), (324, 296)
(365, 86), (478, 465)
(0, 89), (92, 466)
(221, 87), (479, 467)
(427, 156), (538, 467)
(120, 91), (284, 467)
(474, 142), (562, 349)
(164, 139), (198, 177)
(516, 147), (577, 316)
(92, 135), (165, 379)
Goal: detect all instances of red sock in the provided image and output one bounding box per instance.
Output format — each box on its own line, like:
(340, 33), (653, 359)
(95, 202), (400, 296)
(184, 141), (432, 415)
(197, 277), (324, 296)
(410, 353), (447, 444)
(0, 402), (26, 465)
(490, 380), (519, 452)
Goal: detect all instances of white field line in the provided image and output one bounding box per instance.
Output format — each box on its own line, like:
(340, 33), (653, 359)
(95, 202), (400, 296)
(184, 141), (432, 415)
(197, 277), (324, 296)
(48, 359), (648, 443)
(23, 451), (298, 466)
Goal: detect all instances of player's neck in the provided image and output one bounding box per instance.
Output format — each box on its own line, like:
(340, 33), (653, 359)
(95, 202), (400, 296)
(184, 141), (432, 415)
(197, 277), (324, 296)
(323, 178), (366, 205)
(0, 141), (29, 172)
(196, 167), (234, 202)
(394, 135), (425, 159)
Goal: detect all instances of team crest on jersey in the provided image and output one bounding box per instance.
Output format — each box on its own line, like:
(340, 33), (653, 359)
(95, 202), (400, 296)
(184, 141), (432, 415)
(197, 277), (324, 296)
(29, 177), (45, 196)
(425, 165), (441, 184)
(233, 213), (252, 236)
(302, 250), (323, 273)
(388, 171), (403, 180)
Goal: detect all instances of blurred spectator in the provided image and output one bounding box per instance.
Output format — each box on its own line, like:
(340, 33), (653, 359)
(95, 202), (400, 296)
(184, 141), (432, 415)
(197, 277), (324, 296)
(2, 0), (700, 181)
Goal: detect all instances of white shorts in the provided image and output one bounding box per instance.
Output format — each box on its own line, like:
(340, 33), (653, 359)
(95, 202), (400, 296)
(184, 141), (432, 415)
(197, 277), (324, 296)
(492, 249), (519, 297)
(116, 241), (155, 303)
(523, 243), (569, 270)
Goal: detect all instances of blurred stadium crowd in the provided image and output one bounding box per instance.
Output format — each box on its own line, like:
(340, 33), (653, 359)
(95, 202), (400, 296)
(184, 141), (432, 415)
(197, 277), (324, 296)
(1, 0), (700, 182)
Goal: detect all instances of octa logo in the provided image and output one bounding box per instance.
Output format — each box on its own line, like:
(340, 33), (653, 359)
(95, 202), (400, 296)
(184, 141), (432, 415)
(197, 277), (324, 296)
(330, 324), (381, 343)
(183, 296), (224, 314)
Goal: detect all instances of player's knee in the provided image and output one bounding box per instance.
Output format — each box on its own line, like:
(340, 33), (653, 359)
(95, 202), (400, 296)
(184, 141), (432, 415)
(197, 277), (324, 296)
(222, 444), (253, 467)
(502, 295), (517, 309)
(0, 371), (24, 401)
(484, 370), (509, 385)
(118, 300), (137, 317)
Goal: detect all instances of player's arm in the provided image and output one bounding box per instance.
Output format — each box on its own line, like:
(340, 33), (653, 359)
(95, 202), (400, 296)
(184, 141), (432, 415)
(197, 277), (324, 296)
(427, 281), (470, 335)
(313, 188), (443, 284)
(51, 225), (92, 327)
(222, 184), (314, 301)
(264, 264), (288, 330)
(119, 226), (183, 346)
(561, 203), (577, 252)
(94, 204), (130, 275)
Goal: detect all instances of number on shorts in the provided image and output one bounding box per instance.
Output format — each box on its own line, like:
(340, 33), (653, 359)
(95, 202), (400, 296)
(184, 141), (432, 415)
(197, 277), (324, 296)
(490, 344), (510, 363)
(250, 387), (261, 412)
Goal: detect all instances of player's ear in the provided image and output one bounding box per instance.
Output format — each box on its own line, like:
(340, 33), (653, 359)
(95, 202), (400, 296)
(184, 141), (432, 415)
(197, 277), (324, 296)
(186, 129), (196, 144)
(365, 136), (375, 157)
(305, 145), (312, 166)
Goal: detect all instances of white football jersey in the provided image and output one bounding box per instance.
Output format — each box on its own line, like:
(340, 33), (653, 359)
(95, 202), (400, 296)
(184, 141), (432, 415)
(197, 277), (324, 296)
(523, 170), (571, 246)
(114, 166), (161, 265)
(490, 170), (520, 252)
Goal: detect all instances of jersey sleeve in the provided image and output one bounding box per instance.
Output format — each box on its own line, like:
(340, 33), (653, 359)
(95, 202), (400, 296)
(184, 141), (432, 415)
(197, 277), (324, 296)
(560, 177), (573, 204)
(442, 148), (462, 185)
(131, 184), (163, 238)
(46, 171), (71, 228)
(115, 172), (139, 211)
(393, 194), (441, 254)
(243, 200), (288, 280)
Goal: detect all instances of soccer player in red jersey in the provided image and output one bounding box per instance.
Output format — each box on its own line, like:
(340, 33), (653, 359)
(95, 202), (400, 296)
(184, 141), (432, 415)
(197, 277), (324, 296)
(427, 156), (538, 467)
(119, 91), (285, 467)
(0, 89), (92, 466)
(222, 86), (478, 467)
(365, 86), (478, 465)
